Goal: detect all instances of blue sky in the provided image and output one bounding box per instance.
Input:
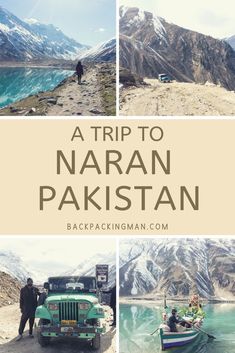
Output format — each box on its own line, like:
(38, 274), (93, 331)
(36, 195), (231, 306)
(0, 0), (116, 46)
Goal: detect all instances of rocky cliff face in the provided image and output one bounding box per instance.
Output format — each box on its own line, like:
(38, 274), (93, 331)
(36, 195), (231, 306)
(120, 6), (235, 90)
(0, 271), (21, 307)
(119, 239), (235, 300)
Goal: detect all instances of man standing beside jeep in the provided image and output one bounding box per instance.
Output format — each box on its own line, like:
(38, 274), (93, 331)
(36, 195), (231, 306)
(16, 278), (40, 341)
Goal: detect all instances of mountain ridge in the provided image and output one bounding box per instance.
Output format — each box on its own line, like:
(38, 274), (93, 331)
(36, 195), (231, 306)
(0, 249), (116, 288)
(119, 239), (235, 300)
(119, 6), (235, 90)
(0, 6), (86, 61)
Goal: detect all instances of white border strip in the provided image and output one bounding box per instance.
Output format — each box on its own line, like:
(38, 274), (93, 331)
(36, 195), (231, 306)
(116, 0), (120, 118)
(116, 237), (120, 353)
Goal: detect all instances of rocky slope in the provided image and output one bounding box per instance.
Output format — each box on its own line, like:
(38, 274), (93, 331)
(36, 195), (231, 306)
(0, 271), (21, 307)
(0, 6), (87, 61)
(119, 239), (235, 300)
(0, 63), (116, 116)
(119, 67), (145, 87)
(120, 6), (235, 90)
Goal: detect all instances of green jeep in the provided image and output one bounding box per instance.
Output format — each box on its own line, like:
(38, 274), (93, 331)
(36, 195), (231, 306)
(35, 276), (105, 349)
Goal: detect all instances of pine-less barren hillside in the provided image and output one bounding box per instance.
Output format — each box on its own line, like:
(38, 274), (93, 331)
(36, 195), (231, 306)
(119, 6), (235, 116)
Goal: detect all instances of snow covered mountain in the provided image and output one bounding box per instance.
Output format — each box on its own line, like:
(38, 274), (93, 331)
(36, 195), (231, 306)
(0, 248), (116, 288)
(79, 38), (116, 62)
(0, 6), (87, 61)
(119, 239), (235, 300)
(0, 250), (35, 283)
(25, 19), (89, 59)
(120, 6), (235, 90)
(65, 252), (116, 288)
(0, 249), (49, 284)
(225, 35), (235, 51)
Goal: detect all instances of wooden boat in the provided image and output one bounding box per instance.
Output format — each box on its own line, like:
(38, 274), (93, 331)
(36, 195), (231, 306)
(159, 327), (200, 350)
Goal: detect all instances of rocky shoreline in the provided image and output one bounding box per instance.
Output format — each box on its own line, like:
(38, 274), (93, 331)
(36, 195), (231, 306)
(0, 62), (116, 116)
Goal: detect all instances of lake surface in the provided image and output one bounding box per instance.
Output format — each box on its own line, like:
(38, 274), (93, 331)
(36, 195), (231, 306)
(0, 67), (73, 108)
(120, 303), (235, 353)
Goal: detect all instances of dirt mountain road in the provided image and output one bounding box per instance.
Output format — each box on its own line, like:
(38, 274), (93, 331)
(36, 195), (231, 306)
(47, 67), (105, 116)
(0, 304), (116, 353)
(120, 79), (235, 116)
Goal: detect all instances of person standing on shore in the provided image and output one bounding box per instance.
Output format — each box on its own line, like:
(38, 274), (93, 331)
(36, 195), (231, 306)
(76, 61), (84, 85)
(16, 278), (40, 341)
(109, 284), (116, 326)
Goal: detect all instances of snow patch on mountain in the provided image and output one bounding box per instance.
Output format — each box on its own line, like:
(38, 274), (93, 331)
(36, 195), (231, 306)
(24, 18), (39, 25)
(119, 5), (129, 18)
(79, 38), (116, 62)
(130, 8), (145, 25)
(63, 252), (116, 288)
(130, 253), (162, 295)
(0, 23), (9, 32)
(152, 16), (166, 38)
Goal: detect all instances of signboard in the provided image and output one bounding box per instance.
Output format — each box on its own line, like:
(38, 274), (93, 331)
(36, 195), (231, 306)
(96, 264), (109, 283)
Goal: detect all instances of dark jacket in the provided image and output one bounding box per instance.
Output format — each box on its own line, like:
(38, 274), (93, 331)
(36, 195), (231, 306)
(76, 63), (84, 75)
(167, 314), (180, 332)
(102, 286), (116, 309)
(20, 285), (40, 316)
(110, 286), (116, 309)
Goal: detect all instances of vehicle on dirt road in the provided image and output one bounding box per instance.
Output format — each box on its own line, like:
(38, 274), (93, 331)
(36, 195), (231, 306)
(35, 276), (105, 350)
(158, 73), (172, 83)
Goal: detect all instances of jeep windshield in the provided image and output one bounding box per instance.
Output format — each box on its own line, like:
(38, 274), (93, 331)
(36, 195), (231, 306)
(48, 276), (97, 293)
(159, 74), (169, 80)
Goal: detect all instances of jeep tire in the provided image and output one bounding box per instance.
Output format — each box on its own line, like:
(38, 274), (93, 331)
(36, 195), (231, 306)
(37, 319), (51, 347)
(91, 333), (101, 350)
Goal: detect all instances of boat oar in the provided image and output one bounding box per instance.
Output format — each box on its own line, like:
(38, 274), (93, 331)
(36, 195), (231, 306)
(164, 293), (168, 309)
(194, 326), (216, 339)
(150, 327), (159, 335)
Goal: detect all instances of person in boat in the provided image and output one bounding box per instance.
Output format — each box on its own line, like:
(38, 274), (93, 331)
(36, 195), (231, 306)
(189, 294), (200, 308)
(168, 309), (192, 332)
(189, 297), (205, 316)
(76, 61), (84, 85)
(195, 304), (205, 319)
(167, 309), (181, 332)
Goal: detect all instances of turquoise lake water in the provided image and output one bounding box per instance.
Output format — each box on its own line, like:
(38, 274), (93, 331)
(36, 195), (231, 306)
(0, 67), (73, 108)
(120, 303), (235, 353)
